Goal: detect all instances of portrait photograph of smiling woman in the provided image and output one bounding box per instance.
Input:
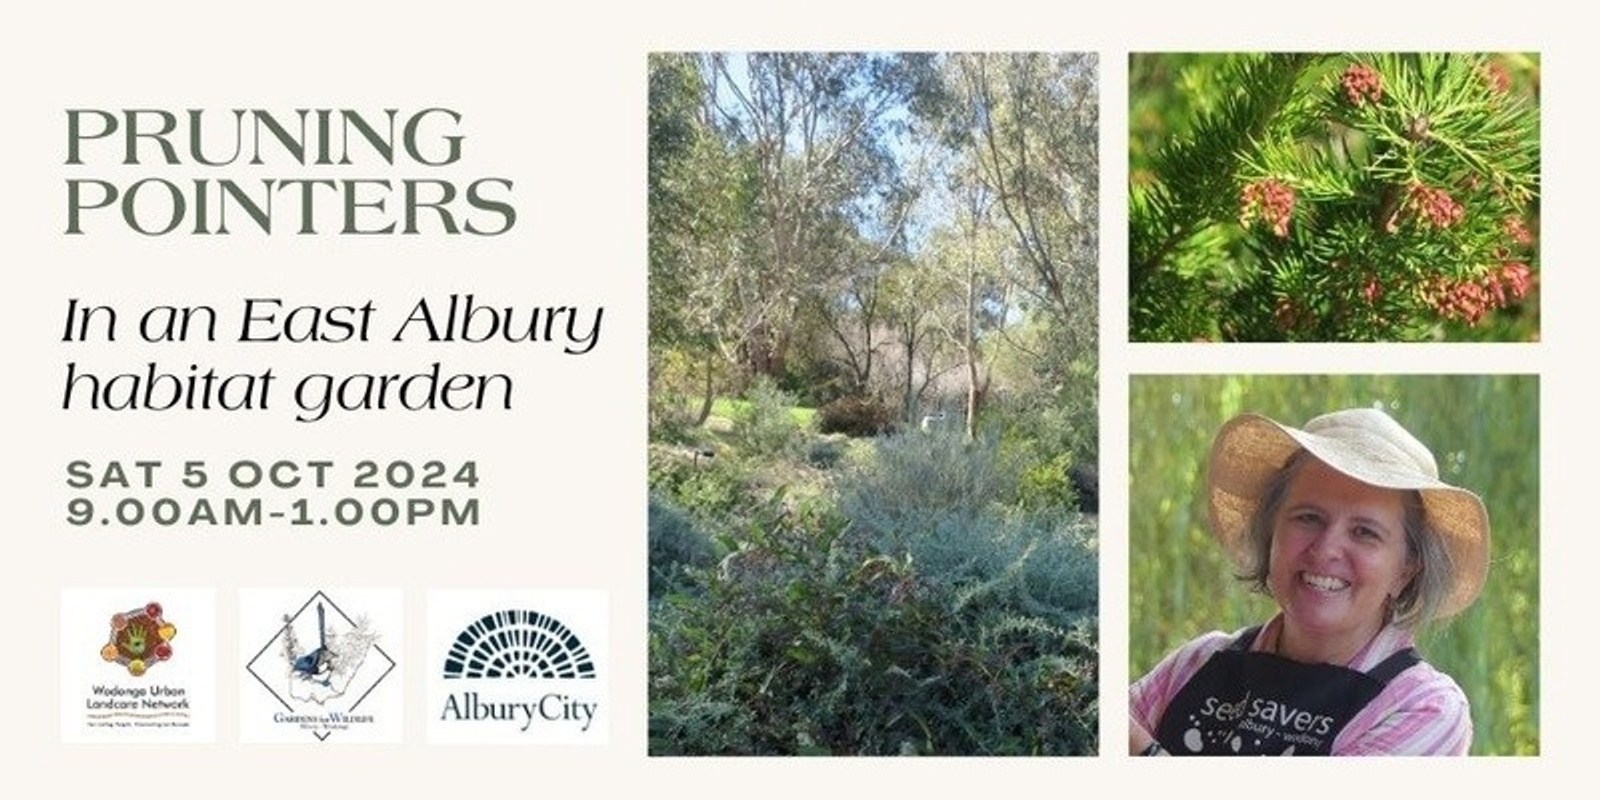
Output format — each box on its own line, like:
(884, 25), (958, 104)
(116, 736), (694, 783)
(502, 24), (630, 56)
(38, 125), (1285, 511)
(1127, 374), (1538, 756)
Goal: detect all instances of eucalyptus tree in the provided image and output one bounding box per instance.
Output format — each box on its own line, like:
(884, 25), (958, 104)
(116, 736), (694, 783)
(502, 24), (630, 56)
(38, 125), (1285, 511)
(697, 52), (935, 383)
(933, 52), (1099, 380)
(899, 53), (1099, 444)
(647, 52), (756, 427)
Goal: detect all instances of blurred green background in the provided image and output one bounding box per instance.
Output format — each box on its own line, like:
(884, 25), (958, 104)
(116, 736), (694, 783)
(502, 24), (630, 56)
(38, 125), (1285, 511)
(1128, 374), (1539, 755)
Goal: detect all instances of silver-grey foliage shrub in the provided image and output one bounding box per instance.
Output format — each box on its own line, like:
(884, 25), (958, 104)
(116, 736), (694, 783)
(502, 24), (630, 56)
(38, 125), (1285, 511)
(837, 428), (1017, 540)
(837, 428), (1096, 624)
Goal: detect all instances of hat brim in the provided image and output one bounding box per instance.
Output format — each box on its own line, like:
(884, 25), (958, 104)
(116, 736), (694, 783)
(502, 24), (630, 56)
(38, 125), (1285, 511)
(1207, 413), (1490, 618)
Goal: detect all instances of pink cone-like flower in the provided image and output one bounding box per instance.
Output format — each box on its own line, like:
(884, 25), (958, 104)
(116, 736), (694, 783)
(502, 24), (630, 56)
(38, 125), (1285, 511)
(1341, 64), (1384, 106)
(1429, 277), (1491, 326)
(1428, 263), (1535, 326)
(1504, 216), (1534, 246)
(1240, 179), (1296, 238)
(1497, 262), (1533, 300)
(1362, 276), (1383, 304)
(1482, 62), (1512, 95)
(1407, 183), (1465, 229)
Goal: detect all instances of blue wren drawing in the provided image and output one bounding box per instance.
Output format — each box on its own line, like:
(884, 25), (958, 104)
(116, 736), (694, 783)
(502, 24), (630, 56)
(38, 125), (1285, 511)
(279, 601), (377, 704)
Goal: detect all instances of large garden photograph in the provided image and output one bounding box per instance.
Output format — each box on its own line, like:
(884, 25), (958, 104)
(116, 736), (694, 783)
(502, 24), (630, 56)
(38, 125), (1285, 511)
(647, 52), (1101, 756)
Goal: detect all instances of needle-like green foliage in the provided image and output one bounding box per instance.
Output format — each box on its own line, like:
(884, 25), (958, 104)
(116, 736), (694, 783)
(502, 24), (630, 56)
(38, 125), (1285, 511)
(1130, 53), (1540, 342)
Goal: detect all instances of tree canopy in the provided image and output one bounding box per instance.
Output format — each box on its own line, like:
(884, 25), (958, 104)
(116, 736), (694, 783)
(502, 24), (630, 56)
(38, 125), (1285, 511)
(649, 52), (1100, 451)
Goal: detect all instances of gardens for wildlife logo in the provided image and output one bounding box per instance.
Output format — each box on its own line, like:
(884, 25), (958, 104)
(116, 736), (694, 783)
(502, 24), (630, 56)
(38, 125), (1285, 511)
(242, 589), (400, 743)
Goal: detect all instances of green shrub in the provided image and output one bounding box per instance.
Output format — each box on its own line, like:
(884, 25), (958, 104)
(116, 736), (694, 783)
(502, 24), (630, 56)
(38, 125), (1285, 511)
(729, 377), (813, 459)
(648, 385), (1101, 757)
(805, 436), (848, 470)
(648, 494), (720, 598)
(648, 493), (1098, 756)
(833, 427), (1098, 622)
(945, 516), (1099, 626)
(985, 385), (1098, 514)
(1016, 451), (1081, 514)
(648, 448), (752, 527)
(817, 394), (898, 437)
(836, 428), (1019, 544)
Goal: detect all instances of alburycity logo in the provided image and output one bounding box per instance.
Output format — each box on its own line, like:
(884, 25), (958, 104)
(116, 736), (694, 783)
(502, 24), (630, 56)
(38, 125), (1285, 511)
(246, 591), (396, 742)
(439, 609), (601, 735)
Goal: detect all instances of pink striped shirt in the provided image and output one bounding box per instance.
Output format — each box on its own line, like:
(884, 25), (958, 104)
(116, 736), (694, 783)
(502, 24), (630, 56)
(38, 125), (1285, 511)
(1130, 614), (1472, 755)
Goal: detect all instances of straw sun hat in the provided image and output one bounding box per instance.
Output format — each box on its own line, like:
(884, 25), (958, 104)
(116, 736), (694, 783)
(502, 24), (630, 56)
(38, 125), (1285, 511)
(1207, 407), (1490, 619)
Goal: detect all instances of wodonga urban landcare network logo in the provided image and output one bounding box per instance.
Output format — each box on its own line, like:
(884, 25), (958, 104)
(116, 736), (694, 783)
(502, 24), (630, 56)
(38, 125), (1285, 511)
(438, 609), (602, 741)
(85, 601), (191, 729)
(246, 591), (396, 741)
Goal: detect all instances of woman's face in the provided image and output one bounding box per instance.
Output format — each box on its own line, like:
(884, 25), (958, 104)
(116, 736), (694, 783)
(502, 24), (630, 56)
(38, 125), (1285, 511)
(1268, 457), (1416, 659)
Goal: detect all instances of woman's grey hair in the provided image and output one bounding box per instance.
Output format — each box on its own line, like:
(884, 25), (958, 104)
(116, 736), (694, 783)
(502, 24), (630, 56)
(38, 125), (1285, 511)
(1235, 450), (1457, 629)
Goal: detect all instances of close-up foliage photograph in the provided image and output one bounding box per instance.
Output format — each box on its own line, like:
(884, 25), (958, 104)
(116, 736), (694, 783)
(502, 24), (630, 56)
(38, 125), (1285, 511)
(1129, 52), (1540, 342)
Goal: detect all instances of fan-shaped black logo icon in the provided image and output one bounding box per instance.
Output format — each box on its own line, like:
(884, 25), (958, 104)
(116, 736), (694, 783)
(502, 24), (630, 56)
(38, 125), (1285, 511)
(443, 610), (596, 679)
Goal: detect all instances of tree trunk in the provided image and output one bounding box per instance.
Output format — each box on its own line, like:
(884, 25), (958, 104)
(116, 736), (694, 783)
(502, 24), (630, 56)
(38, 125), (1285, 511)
(693, 353), (715, 426)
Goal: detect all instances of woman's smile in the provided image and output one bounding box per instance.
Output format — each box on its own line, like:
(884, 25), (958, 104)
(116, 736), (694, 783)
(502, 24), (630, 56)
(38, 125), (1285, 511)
(1299, 572), (1350, 592)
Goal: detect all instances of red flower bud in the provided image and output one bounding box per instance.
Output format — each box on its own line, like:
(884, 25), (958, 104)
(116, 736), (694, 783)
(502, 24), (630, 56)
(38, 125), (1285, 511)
(1407, 183), (1464, 229)
(1240, 179), (1296, 238)
(1341, 64), (1384, 106)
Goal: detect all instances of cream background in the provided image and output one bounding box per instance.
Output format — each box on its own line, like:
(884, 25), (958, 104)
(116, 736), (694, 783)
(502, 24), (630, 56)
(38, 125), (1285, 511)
(1, 0), (1582, 796)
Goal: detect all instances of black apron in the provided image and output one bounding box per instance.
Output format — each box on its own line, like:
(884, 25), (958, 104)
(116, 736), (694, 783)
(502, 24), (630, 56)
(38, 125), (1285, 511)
(1154, 625), (1419, 756)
